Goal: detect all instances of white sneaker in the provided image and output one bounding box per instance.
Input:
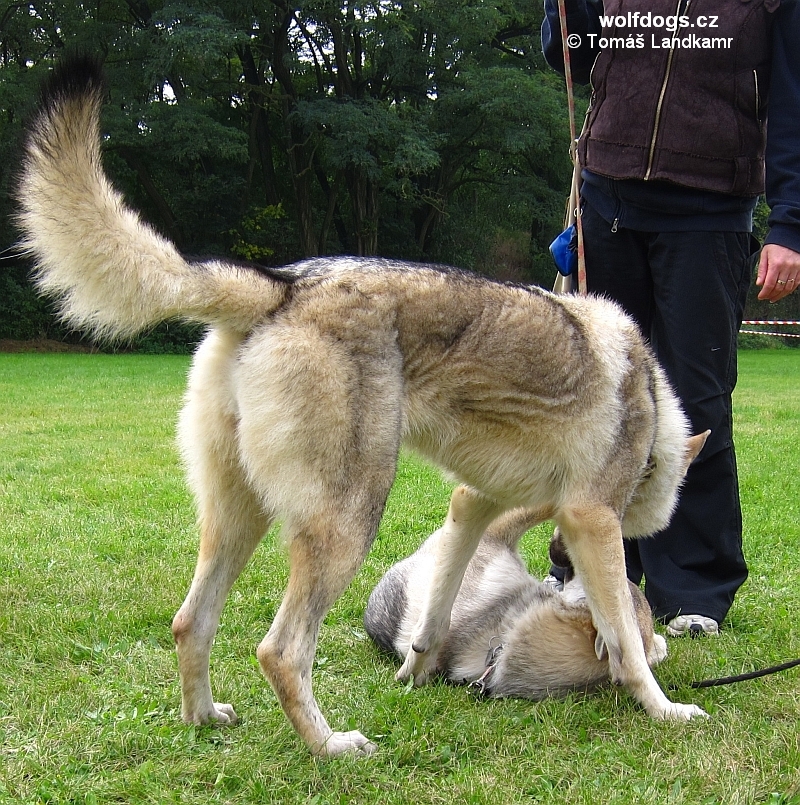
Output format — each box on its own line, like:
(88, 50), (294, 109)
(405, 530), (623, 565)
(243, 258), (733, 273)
(666, 614), (719, 638)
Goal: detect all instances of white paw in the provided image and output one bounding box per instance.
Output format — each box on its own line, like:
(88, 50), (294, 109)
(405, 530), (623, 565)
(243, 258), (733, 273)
(314, 730), (378, 758)
(396, 648), (437, 687)
(656, 702), (708, 721)
(183, 702), (239, 726)
(210, 703), (239, 725)
(648, 634), (668, 666)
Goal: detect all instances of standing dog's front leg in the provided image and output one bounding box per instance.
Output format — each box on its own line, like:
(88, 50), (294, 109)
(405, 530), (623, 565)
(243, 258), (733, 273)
(396, 486), (503, 686)
(557, 503), (707, 721)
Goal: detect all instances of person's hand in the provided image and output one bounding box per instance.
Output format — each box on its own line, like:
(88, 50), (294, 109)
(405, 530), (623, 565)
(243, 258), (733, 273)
(756, 243), (800, 302)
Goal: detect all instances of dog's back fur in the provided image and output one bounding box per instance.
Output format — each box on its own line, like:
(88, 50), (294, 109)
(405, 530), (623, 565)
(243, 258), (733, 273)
(365, 508), (667, 699)
(16, 55), (707, 757)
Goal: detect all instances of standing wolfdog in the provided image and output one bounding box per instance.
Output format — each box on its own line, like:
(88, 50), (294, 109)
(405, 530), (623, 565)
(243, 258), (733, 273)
(16, 55), (707, 757)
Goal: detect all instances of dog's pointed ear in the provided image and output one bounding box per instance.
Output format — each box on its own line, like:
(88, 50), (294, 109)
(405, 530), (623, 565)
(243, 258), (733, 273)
(594, 633), (608, 662)
(682, 430), (711, 474)
(548, 527), (575, 582)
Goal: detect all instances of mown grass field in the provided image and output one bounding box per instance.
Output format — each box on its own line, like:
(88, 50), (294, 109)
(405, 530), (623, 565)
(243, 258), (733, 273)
(0, 350), (798, 805)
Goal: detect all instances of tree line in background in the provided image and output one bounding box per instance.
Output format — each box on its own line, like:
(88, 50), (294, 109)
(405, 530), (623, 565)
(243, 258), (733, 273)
(0, 0), (573, 348)
(0, 1), (796, 351)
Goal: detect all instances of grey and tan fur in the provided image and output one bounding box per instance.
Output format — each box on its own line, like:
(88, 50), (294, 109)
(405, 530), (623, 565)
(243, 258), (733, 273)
(16, 56), (708, 758)
(365, 508), (668, 698)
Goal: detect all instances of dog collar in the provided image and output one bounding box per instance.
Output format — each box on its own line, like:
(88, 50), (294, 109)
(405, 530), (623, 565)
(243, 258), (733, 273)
(469, 637), (505, 697)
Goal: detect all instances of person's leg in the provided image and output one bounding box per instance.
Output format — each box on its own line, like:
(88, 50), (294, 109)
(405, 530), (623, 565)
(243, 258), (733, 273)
(548, 200), (653, 586)
(582, 202), (655, 332)
(582, 202), (654, 587)
(638, 230), (754, 626)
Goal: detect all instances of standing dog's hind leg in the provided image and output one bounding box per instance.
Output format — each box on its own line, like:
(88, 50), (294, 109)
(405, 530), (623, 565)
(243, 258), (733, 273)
(172, 468), (271, 726)
(234, 321), (402, 755)
(172, 330), (272, 726)
(396, 485), (504, 686)
(172, 506), (268, 724)
(556, 504), (707, 721)
(257, 507), (385, 758)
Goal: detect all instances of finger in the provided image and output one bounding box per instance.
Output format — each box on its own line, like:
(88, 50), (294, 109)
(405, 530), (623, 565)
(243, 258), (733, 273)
(758, 282), (785, 303)
(756, 250), (769, 287)
(756, 250), (780, 300)
(756, 259), (785, 302)
(757, 271), (780, 301)
(762, 281), (794, 303)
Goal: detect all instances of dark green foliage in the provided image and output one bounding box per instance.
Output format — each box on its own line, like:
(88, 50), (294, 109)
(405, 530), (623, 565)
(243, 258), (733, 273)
(0, 2), (582, 349)
(1, 3), (795, 350)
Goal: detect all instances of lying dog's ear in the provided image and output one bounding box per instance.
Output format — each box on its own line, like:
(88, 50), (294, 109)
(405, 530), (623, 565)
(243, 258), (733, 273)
(594, 633), (608, 662)
(548, 528), (575, 583)
(683, 430), (711, 474)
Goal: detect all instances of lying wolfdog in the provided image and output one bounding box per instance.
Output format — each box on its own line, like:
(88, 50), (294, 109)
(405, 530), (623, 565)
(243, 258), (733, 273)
(17, 56), (707, 757)
(365, 507), (668, 698)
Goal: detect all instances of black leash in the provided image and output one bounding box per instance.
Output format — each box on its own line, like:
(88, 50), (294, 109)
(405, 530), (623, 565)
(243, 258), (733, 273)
(669, 657), (800, 690)
(468, 638), (800, 696)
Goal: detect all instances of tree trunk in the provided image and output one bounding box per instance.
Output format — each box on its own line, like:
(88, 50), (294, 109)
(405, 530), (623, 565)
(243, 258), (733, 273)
(347, 167), (379, 256)
(271, 4), (318, 256)
(239, 44), (281, 207)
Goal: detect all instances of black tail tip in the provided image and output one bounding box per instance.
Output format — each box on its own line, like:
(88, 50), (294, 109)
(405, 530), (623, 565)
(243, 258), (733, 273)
(39, 52), (106, 109)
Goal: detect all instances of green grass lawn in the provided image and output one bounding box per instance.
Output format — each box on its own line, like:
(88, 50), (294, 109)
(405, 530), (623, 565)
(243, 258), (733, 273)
(0, 350), (798, 805)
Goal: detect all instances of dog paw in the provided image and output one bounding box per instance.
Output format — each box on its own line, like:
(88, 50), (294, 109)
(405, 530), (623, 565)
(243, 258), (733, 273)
(647, 634), (668, 667)
(314, 730), (378, 758)
(395, 648), (437, 687)
(210, 703), (239, 725)
(655, 702), (708, 721)
(183, 703), (239, 726)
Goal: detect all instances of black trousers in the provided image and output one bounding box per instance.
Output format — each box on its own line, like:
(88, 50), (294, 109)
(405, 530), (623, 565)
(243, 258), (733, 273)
(577, 201), (753, 624)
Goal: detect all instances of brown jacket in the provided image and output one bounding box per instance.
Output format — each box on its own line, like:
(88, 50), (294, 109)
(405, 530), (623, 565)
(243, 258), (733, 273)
(578, 0), (780, 196)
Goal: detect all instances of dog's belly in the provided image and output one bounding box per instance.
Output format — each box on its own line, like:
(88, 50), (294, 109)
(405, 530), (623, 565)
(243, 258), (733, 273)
(403, 420), (583, 509)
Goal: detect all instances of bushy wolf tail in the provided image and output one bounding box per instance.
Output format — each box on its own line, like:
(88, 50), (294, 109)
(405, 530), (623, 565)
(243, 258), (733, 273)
(16, 55), (286, 339)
